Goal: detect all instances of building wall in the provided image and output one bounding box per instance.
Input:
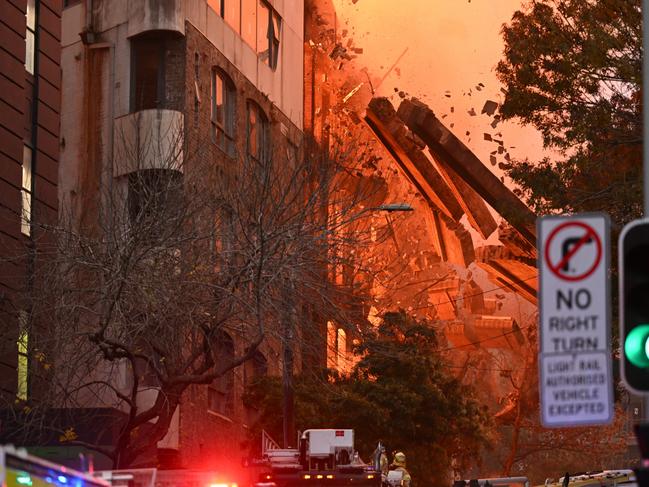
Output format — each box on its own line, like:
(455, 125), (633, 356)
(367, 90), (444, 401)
(177, 21), (301, 469)
(59, 0), (304, 467)
(0, 0), (61, 397)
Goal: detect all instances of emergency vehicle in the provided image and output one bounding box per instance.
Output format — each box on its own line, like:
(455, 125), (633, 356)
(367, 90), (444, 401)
(540, 470), (636, 487)
(0, 445), (109, 487)
(254, 429), (381, 487)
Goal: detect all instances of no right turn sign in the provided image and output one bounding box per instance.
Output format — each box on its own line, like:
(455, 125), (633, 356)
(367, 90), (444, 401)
(537, 213), (613, 427)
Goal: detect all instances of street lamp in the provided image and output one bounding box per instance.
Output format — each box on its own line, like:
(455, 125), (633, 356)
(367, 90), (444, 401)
(374, 203), (414, 212)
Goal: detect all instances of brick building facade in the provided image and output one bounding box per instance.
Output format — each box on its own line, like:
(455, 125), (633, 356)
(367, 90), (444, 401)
(0, 0), (61, 399)
(58, 0), (304, 469)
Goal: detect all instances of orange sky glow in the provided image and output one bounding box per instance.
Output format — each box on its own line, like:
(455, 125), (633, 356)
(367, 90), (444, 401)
(331, 0), (550, 174)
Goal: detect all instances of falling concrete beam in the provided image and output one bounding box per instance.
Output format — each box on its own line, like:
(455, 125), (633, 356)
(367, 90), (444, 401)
(475, 245), (537, 305)
(444, 315), (524, 350)
(398, 98), (537, 248)
(429, 209), (476, 267)
(431, 151), (498, 240)
(364, 98), (464, 221)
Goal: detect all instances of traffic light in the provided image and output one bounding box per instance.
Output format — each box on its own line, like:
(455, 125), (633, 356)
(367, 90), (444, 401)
(620, 219), (649, 392)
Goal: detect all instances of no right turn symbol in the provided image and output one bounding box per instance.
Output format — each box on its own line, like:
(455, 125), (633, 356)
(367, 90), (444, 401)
(545, 221), (603, 282)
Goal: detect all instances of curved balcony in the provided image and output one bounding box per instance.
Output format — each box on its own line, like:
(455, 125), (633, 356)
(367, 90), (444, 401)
(127, 0), (185, 38)
(113, 109), (184, 178)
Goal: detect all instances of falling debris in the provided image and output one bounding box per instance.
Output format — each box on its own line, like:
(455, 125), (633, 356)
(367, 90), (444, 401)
(484, 133), (492, 141)
(465, 131), (470, 136)
(468, 108), (477, 116)
(342, 82), (364, 103)
(330, 43), (347, 60)
(490, 155), (497, 166)
(398, 91), (406, 99)
(481, 100), (498, 116)
(445, 93), (451, 98)
(450, 106), (455, 113)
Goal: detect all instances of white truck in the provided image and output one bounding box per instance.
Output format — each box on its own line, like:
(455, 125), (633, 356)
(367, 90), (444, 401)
(255, 429), (381, 487)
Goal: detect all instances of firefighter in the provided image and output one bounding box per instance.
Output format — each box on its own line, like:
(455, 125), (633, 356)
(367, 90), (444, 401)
(390, 451), (411, 487)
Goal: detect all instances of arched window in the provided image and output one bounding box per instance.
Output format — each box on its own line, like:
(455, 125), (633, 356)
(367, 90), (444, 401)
(208, 332), (235, 417)
(211, 68), (236, 157)
(247, 100), (269, 162)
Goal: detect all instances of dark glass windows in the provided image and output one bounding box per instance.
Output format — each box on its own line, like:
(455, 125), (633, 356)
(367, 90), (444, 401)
(211, 69), (236, 157)
(247, 101), (269, 162)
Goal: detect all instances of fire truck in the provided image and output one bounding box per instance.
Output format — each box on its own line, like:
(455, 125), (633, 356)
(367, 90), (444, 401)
(254, 429), (382, 487)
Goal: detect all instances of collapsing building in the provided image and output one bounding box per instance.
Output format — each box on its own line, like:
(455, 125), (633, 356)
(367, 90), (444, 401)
(305, 0), (536, 360)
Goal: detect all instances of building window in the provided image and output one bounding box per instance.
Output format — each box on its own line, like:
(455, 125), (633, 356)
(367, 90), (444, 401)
(128, 169), (183, 238)
(326, 322), (350, 374)
(225, 0), (242, 34)
(211, 69), (236, 157)
(21, 146), (32, 236)
(241, 0), (257, 48)
(247, 101), (269, 162)
(25, 0), (36, 74)
(130, 33), (182, 112)
(257, 1), (281, 70)
(208, 332), (235, 417)
(208, 0), (224, 17)
(131, 35), (164, 111)
(17, 311), (28, 401)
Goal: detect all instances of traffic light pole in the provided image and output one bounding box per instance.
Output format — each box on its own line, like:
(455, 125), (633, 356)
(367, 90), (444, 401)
(639, 5), (649, 482)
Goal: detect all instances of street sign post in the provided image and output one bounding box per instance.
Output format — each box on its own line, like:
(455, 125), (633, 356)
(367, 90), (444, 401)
(538, 213), (613, 427)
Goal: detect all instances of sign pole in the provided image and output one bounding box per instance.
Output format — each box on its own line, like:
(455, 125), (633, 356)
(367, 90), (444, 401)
(644, 0), (649, 217)
(643, 0), (649, 423)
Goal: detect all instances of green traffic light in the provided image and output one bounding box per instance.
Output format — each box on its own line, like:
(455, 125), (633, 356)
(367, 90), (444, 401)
(624, 324), (649, 368)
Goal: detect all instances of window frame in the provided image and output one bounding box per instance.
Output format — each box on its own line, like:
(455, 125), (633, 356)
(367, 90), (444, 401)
(130, 34), (168, 112)
(25, 0), (36, 74)
(17, 311), (28, 401)
(256, 0), (281, 70)
(246, 100), (269, 163)
(21, 145), (33, 236)
(211, 68), (237, 157)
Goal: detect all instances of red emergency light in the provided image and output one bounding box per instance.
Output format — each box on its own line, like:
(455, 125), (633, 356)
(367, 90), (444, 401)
(335, 431), (344, 437)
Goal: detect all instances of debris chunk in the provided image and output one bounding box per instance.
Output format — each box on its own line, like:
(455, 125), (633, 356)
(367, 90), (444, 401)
(468, 108), (477, 116)
(484, 133), (492, 141)
(481, 100), (498, 116)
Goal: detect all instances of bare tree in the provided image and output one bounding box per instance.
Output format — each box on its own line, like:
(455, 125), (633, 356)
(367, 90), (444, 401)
(0, 115), (392, 468)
